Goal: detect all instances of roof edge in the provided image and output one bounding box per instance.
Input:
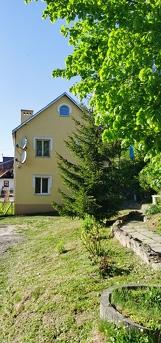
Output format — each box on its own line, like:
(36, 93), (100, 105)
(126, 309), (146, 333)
(12, 92), (83, 134)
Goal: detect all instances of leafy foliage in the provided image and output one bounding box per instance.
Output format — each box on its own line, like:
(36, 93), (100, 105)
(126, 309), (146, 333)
(145, 204), (161, 216)
(117, 157), (148, 202)
(140, 155), (161, 192)
(26, 0), (161, 192)
(81, 215), (114, 278)
(26, 0), (161, 164)
(81, 214), (103, 261)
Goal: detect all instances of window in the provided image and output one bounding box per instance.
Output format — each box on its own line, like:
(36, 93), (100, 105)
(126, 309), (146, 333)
(35, 139), (50, 157)
(4, 180), (9, 187)
(59, 105), (70, 116)
(34, 176), (52, 195)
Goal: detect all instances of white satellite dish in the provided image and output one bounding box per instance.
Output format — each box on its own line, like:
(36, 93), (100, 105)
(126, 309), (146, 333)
(21, 137), (28, 150)
(20, 151), (27, 164)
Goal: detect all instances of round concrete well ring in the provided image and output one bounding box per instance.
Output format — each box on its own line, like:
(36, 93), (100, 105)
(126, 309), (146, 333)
(100, 284), (161, 339)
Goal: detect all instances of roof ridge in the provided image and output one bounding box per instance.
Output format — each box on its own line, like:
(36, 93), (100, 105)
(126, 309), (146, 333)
(12, 92), (82, 134)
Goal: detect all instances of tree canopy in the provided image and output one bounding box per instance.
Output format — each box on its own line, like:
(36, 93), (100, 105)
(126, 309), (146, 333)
(27, 0), (161, 155)
(27, 0), (161, 186)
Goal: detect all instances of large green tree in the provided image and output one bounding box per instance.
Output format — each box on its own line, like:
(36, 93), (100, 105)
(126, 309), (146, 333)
(27, 0), (161, 189)
(54, 110), (121, 220)
(27, 1), (161, 154)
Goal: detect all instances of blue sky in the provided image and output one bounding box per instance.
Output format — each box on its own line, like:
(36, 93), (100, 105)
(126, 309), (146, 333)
(0, 0), (77, 159)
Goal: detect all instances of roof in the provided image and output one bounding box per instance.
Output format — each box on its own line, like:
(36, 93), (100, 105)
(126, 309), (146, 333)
(12, 92), (83, 134)
(0, 170), (13, 178)
(0, 158), (14, 178)
(2, 157), (13, 162)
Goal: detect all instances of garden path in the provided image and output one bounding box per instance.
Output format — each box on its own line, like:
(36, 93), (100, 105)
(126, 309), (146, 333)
(112, 215), (161, 270)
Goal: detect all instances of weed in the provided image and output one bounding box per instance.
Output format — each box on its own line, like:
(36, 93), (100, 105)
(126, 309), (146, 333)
(99, 255), (110, 278)
(55, 240), (66, 254)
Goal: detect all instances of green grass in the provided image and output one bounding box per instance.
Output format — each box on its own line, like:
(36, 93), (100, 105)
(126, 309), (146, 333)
(99, 321), (154, 343)
(0, 215), (161, 342)
(0, 201), (14, 216)
(111, 286), (161, 330)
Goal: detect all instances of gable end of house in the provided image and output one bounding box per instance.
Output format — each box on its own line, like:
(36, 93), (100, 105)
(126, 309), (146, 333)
(12, 92), (83, 134)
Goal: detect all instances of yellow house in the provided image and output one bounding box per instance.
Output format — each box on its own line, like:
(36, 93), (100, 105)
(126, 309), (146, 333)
(12, 93), (83, 215)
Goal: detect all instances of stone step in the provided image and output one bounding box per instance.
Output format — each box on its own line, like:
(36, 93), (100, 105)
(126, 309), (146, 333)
(112, 222), (161, 270)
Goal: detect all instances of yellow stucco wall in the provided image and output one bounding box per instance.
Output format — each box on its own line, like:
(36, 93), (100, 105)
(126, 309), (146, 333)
(13, 95), (82, 214)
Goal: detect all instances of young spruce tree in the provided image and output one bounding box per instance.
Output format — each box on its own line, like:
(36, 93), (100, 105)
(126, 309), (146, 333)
(54, 110), (120, 220)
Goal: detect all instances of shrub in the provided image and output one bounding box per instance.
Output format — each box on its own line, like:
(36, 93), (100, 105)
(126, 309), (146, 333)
(145, 204), (161, 215)
(81, 215), (103, 263)
(55, 240), (66, 254)
(98, 255), (110, 277)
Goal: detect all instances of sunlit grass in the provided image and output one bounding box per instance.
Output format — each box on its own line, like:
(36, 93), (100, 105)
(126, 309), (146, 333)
(0, 215), (161, 342)
(111, 286), (161, 330)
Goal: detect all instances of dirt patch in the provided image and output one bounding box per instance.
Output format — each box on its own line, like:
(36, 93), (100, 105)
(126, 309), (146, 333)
(0, 225), (22, 255)
(88, 328), (106, 343)
(146, 214), (161, 231)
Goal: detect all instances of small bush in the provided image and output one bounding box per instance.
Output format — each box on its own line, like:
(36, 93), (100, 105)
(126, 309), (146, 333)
(81, 215), (103, 263)
(0, 201), (14, 216)
(55, 240), (66, 254)
(81, 214), (112, 278)
(99, 255), (110, 277)
(145, 204), (161, 215)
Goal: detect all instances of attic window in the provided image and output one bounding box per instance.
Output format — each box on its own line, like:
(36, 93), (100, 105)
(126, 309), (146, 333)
(59, 105), (70, 116)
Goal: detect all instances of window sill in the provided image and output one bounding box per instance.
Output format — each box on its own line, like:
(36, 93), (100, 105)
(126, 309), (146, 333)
(34, 193), (50, 196)
(35, 156), (51, 158)
(59, 115), (70, 117)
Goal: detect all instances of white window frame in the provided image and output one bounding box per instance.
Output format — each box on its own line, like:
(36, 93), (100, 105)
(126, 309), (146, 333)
(32, 175), (52, 195)
(57, 103), (72, 116)
(33, 137), (53, 157)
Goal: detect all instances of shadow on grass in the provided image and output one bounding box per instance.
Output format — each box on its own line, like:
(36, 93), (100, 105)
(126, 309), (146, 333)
(101, 265), (131, 278)
(99, 255), (132, 278)
(0, 210), (59, 219)
(21, 210), (59, 217)
(0, 214), (14, 219)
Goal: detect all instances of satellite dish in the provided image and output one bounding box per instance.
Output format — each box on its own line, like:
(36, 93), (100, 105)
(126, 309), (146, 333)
(20, 151), (27, 164)
(21, 137), (28, 149)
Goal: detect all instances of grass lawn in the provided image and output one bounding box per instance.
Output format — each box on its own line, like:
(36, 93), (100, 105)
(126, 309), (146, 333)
(0, 215), (161, 342)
